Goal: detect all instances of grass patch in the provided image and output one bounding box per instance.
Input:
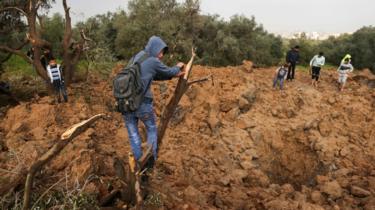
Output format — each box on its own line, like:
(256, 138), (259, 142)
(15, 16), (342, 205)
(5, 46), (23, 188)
(75, 59), (118, 80)
(2, 55), (36, 78)
(0, 190), (99, 210)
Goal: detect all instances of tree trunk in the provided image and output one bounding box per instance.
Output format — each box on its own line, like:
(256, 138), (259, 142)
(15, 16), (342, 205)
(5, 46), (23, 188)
(0, 0), (90, 87)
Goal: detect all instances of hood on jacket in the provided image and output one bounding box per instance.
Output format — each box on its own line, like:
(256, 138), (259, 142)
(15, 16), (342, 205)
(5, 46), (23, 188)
(343, 54), (351, 60)
(145, 36), (168, 57)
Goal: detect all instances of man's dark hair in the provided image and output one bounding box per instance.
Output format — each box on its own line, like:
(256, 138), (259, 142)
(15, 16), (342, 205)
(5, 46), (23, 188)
(294, 45), (300, 49)
(319, 52), (324, 56)
(162, 47), (168, 54)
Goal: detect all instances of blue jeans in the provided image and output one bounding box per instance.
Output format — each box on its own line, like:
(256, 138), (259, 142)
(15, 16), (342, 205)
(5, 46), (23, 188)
(273, 77), (285, 90)
(123, 99), (157, 161)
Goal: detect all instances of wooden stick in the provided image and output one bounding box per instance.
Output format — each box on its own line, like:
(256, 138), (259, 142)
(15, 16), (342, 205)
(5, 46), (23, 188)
(22, 114), (105, 210)
(188, 75), (212, 86)
(99, 189), (121, 207)
(183, 47), (196, 80)
(126, 153), (143, 209)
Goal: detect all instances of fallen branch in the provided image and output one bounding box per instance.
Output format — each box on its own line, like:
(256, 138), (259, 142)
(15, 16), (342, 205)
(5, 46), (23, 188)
(99, 189), (121, 207)
(22, 114), (105, 210)
(188, 75), (212, 86)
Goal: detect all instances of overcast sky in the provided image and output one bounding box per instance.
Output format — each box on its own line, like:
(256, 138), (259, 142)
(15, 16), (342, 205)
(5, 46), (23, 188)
(49, 0), (374, 34)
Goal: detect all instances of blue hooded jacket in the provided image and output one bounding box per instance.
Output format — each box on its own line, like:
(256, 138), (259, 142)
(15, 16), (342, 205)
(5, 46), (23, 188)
(132, 36), (181, 99)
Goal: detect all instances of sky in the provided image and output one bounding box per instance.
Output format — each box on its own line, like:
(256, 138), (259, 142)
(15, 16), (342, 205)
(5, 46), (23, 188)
(49, 0), (375, 35)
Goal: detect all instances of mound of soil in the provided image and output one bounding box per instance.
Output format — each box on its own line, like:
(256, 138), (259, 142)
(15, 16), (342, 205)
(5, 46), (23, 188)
(0, 64), (374, 209)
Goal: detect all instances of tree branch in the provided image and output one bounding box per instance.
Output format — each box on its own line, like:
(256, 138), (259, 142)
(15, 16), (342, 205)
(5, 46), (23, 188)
(22, 114), (105, 210)
(36, 14), (44, 31)
(183, 47), (197, 80)
(188, 75), (212, 86)
(0, 7), (28, 17)
(62, 0), (72, 46)
(0, 40), (29, 64)
(0, 45), (32, 64)
(80, 29), (92, 42)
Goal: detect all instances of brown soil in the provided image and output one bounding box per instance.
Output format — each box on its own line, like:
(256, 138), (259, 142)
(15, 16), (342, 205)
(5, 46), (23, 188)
(1, 64), (375, 210)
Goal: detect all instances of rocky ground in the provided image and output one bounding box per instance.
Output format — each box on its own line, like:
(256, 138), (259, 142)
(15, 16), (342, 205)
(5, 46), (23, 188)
(0, 63), (374, 209)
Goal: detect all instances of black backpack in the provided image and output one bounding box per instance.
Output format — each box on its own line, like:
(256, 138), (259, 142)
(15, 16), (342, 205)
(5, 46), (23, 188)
(113, 53), (149, 113)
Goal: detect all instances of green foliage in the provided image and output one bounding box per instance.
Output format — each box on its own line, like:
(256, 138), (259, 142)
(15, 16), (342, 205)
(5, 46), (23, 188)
(349, 26), (375, 71)
(3, 0), (374, 77)
(291, 27), (375, 72)
(318, 34), (352, 66)
(41, 13), (65, 56)
(2, 55), (35, 77)
(0, 1), (28, 73)
(287, 33), (319, 65)
(82, 0), (283, 67)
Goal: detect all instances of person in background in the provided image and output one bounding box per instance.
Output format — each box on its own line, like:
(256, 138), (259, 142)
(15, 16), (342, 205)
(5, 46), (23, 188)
(341, 54), (352, 65)
(309, 52), (325, 88)
(47, 60), (68, 103)
(337, 58), (354, 92)
(273, 63), (289, 90)
(286, 45), (300, 81)
(41, 49), (54, 70)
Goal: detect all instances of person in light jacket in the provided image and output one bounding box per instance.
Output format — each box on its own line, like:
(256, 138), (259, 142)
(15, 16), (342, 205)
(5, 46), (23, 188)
(309, 52), (325, 88)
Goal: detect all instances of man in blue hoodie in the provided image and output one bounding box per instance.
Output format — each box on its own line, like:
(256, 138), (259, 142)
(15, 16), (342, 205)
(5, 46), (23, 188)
(286, 45), (300, 81)
(123, 36), (184, 163)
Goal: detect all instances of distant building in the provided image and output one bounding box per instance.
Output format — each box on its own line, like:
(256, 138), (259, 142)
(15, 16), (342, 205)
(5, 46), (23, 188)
(280, 31), (350, 40)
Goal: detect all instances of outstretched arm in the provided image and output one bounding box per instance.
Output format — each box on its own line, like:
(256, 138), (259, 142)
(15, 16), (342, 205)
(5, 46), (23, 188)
(154, 60), (181, 81)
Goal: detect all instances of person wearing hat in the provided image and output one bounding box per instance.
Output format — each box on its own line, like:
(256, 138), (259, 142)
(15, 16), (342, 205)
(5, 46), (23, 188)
(337, 58), (354, 92)
(286, 45), (300, 81)
(341, 54), (352, 65)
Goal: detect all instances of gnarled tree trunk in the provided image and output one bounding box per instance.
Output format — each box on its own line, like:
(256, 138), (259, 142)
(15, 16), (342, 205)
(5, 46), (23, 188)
(0, 0), (90, 87)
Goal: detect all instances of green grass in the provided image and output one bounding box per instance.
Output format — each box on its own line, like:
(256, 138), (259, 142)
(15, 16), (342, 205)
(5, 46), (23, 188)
(2, 55), (36, 78)
(1, 55), (117, 80)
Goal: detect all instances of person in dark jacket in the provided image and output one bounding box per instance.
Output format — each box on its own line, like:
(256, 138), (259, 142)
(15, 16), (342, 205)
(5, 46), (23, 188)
(123, 36), (185, 164)
(286, 45), (300, 81)
(40, 49), (54, 70)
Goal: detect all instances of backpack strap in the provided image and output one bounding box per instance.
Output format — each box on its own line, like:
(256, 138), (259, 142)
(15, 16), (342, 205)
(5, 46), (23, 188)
(135, 52), (149, 65)
(126, 56), (135, 68)
(126, 52), (149, 68)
